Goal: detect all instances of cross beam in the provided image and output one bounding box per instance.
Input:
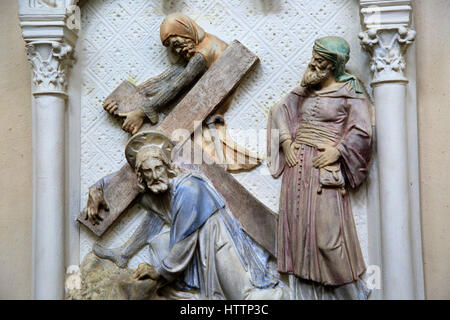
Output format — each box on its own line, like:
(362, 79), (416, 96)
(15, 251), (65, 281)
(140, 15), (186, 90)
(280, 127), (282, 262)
(78, 41), (277, 256)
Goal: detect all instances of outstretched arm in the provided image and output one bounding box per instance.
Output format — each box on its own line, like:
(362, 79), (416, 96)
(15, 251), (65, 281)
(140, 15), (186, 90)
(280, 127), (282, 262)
(84, 172), (115, 226)
(79, 164), (142, 233)
(102, 61), (186, 115)
(137, 60), (187, 97)
(133, 230), (199, 283)
(120, 54), (207, 134)
(141, 53), (207, 117)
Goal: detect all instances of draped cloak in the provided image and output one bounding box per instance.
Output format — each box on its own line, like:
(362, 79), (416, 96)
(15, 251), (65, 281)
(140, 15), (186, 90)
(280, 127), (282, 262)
(267, 82), (373, 286)
(137, 172), (279, 297)
(169, 173), (225, 248)
(92, 171), (282, 299)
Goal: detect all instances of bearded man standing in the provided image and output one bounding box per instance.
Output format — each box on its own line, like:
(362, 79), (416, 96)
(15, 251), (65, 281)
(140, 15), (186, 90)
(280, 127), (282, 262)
(267, 37), (373, 299)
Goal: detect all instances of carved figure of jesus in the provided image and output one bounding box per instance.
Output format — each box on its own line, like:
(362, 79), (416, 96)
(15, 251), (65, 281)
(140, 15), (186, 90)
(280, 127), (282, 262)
(88, 130), (289, 300)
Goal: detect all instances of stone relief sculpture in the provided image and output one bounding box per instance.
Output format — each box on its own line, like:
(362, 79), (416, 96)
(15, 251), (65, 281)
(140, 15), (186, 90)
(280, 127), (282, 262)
(72, 10), (373, 300)
(74, 130), (288, 300)
(72, 13), (280, 300)
(103, 13), (261, 171)
(19, 0), (423, 302)
(267, 37), (372, 299)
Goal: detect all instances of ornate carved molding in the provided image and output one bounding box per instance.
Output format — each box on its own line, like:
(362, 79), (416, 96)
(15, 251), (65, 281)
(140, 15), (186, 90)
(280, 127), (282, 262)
(359, 0), (425, 300)
(26, 41), (75, 95)
(359, 26), (415, 84)
(30, 0), (64, 8)
(29, 0), (79, 8)
(19, 0), (80, 298)
(359, 0), (415, 85)
(19, 0), (78, 95)
(360, 0), (412, 29)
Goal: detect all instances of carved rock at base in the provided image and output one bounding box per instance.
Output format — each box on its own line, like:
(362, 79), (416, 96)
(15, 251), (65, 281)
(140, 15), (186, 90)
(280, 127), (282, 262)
(66, 252), (161, 300)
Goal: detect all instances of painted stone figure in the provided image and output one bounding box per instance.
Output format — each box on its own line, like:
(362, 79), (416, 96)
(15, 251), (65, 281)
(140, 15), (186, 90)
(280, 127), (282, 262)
(104, 13), (261, 171)
(77, 14), (277, 254)
(268, 37), (372, 296)
(87, 130), (288, 300)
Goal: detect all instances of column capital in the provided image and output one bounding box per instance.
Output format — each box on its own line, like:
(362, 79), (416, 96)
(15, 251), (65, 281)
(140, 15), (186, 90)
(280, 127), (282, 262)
(25, 41), (75, 96)
(359, 0), (415, 85)
(360, 0), (412, 29)
(19, 0), (79, 96)
(359, 27), (415, 85)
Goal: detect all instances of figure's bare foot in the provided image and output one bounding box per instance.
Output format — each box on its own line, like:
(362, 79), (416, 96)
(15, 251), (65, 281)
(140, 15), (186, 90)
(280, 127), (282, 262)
(93, 243), (129, 268)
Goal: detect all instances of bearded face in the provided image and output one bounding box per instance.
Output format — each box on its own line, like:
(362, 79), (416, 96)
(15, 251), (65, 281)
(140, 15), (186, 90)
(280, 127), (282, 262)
(301, 51), (334, 87)
(166, 36), (196, 59)
(138, 156), (171, 194)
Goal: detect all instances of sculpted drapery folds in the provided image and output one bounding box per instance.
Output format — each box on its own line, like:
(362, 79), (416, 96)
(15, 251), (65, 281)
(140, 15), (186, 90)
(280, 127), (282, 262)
(268, 37), (373, 287)
(104, 13), (261, 171)
(86, 131), (288, 300)
(77, 11), (373, 299)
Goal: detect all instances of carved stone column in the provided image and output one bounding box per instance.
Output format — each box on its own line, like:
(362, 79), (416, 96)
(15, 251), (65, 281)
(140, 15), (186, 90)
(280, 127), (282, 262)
(19, 0), (78, 299)
(359, 0), (423, 299)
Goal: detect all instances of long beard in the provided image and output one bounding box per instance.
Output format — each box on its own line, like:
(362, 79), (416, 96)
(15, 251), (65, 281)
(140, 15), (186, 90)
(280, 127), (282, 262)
(184, 45), (196, 59)
(301, 65), (333, 87)
(147, 180), (169, 194)
(176, 43), (195, 59)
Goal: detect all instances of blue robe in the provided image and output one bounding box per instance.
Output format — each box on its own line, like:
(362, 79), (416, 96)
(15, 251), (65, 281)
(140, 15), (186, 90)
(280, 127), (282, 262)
(169, 174), (225, 249)
(138, 172), (279, 293)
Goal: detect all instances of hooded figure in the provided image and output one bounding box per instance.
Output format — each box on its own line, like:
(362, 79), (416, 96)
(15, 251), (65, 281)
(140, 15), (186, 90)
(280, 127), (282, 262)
(160, 13), (228, 68)
(137, 13), (261, 171)
(267, 36), (373, 292)
(312, 37), (366, 95)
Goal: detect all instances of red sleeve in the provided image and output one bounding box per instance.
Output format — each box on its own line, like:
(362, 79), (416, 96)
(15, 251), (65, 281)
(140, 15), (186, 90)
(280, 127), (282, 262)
(336, 97), (373, 188)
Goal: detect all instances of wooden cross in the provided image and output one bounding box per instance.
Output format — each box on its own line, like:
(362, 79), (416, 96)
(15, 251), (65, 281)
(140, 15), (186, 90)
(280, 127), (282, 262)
(77, 41), (278, 256)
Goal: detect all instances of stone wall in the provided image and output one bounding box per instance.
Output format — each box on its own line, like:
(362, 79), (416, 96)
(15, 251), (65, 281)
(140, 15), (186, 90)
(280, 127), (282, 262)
(0, 0), (32, 300)
(414, 0), (450, 300)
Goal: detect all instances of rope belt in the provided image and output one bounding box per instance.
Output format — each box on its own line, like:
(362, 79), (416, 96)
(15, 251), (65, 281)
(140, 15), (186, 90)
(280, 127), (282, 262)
(293, 122), (339, 149)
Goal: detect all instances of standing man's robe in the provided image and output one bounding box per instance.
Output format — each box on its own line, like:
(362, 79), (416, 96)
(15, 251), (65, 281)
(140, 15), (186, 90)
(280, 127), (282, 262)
(268, 82), (372, 286)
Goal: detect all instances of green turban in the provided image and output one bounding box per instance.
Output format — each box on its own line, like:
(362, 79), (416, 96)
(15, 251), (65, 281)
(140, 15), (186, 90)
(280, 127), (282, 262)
(313, 36), (364, 94)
